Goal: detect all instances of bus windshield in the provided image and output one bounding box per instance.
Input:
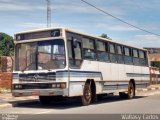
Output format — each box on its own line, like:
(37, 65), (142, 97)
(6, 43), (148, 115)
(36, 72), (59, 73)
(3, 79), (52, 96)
(15, 39), (66, 71)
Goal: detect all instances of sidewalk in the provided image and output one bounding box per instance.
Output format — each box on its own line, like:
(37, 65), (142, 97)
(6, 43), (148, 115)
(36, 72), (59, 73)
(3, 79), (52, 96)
(0, 93), (38, 109)
(0, 84), (160, 109)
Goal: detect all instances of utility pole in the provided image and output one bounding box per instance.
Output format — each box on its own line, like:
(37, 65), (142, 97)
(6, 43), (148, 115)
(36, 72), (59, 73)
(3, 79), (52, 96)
(46, 0), (51, 27)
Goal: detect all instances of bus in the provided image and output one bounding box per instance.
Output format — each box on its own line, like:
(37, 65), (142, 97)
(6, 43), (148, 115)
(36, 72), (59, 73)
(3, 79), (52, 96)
(12, 27), (150, 105)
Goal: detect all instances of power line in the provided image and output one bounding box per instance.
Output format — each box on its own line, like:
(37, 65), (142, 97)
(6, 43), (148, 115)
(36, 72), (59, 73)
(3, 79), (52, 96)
(81, 0), (160, 37)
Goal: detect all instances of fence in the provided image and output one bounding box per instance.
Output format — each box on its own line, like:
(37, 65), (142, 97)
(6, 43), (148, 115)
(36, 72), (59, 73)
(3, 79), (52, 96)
(150, 67), (160, 84)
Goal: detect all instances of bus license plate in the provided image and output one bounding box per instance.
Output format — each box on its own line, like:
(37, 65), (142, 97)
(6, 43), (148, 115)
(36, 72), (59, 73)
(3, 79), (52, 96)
(32, 91), (40, 96)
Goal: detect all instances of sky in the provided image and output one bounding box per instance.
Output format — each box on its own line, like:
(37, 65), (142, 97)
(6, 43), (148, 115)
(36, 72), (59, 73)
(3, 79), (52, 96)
(0, 0), (160, 48)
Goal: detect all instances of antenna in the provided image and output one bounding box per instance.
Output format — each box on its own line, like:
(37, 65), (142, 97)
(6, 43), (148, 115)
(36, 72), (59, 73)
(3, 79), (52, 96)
(46, 0), (51, 27)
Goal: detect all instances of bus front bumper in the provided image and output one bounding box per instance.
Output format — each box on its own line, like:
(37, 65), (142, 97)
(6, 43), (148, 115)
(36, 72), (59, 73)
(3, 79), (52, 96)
(12, 88), (68, 97)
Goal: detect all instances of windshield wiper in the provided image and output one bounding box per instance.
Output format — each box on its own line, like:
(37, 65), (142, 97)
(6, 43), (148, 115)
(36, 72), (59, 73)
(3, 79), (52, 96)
(38, 63), (51, 71)
(21, 62), (36, 72)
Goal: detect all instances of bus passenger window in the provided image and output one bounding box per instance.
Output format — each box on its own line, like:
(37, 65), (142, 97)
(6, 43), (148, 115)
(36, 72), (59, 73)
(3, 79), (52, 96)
(124, 47), (132, 65)
(68, 39), (82, 68)
(74, 43), (82, 60)
(109, 43), (116, 63)
(133, 49), (139, 65)
(96, 41), (109, 62)
(68, 41), (73, 59)
(82, 38), (96, 60)
(117, 45), (123, 64)
(139, 50), (147, 66)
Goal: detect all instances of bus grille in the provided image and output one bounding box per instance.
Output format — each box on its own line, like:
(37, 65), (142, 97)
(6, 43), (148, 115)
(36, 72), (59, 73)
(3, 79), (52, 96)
(19, 72), (56, 82)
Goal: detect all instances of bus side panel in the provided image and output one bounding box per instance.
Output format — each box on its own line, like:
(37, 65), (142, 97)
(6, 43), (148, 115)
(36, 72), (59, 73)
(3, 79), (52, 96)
(133, 65), (141, 81)
(110, 63), (119, 81)
(98, 62), (111, 81)
(141, 66), (150, 83)
(125, 64), (134, 80)
(68, 60), (102, 97)
(118, 64), (126, 82)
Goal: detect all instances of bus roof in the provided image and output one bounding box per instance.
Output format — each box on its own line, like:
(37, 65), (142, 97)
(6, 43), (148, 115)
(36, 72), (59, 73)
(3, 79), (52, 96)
(15, 27), (147, 51)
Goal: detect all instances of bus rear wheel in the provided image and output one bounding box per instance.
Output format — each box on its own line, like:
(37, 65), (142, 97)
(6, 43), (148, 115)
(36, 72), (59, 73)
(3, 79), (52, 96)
(82, 82), (92, 106)
(128, 82), (135, 99)
(39, 96), (52, 105)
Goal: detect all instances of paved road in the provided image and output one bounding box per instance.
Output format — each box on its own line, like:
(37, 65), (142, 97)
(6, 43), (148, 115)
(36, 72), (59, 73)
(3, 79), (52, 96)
(0, 91), (160, 120)
(0, 92), (160, 115)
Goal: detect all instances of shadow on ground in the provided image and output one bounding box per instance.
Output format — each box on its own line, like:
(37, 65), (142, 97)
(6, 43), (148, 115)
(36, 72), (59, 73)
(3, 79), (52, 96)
(10, 95), (146, 110)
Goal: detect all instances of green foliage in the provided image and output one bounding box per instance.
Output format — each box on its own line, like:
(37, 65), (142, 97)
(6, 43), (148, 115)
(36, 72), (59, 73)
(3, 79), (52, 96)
(100, 33), (112, 40)
(151, 61), (160, 71)
(0, 32), (14, 56)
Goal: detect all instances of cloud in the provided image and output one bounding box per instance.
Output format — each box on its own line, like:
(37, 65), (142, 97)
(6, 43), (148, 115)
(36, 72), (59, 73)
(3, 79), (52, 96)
(20, 22), (47, 29)
(0, 0), (126, 17)
(107, 24), (138, 31)
(0, 1), (46, 11)
(134, 35), (160, 41)
(120, 34), (160, 48)
(19, 22), (89, 32)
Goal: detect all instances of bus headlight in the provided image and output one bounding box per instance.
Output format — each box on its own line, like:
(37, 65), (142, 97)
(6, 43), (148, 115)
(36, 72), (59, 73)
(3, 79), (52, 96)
(56, 84), (61, 88)
(14, 85), (22, 89)
(52, 83), (66, 89)
(12, 73), (19, 84)
(60, 83), (66, 89)
(52, 84), (56, 88)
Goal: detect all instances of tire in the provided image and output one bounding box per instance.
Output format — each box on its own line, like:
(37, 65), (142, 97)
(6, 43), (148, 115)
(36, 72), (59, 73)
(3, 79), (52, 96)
(128, 82), (135, 99)
(39, 96), (52, 105)
(82, 82), (92, 106)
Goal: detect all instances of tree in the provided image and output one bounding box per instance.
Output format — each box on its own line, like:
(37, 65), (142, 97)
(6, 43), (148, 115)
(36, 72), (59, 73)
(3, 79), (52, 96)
(151, 61), (160, 71)
(100, 33), (112, 40)
(0, 32), (14, 56)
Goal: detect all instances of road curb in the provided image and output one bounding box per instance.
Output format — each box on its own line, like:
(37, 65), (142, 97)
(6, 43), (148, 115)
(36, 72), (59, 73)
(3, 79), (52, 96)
(0, 103), (12, 109)
(0, 99), (38, 109)
(11, 99), (39, 107)
(136, 86), (160, 92)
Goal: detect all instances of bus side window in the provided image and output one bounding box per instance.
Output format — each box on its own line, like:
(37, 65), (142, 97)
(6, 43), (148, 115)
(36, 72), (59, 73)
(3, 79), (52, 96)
(68, 39), (82, 68)
(117, 45), (123, 64)
(82, 38), (96, 60)
(139, 50), (147, 66)
(96, 40), (109, 62)
(133, 49), (139, 65)
(68, 40), (73, 59)
(124, 47), (132, 65)
(109, 43), (117, 63)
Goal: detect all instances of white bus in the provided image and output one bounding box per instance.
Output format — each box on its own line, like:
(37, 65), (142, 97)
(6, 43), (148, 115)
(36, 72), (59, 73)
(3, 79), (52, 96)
(12, 27), (150, 105)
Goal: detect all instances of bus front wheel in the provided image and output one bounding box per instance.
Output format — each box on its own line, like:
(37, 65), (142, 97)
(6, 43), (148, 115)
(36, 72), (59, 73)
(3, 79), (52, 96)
(82, 82), (92, 106)
(128, 82), (135, 99)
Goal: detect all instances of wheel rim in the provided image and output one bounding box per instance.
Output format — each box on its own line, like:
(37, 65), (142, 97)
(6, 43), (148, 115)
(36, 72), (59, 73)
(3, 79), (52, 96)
(84, 85), (92, 102)
(129, 84), (134, 98)
(130, 87), (134, 98)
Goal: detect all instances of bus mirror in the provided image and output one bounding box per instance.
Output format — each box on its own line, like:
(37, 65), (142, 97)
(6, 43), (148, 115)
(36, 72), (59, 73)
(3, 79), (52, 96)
(73, 39), (78, 48)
